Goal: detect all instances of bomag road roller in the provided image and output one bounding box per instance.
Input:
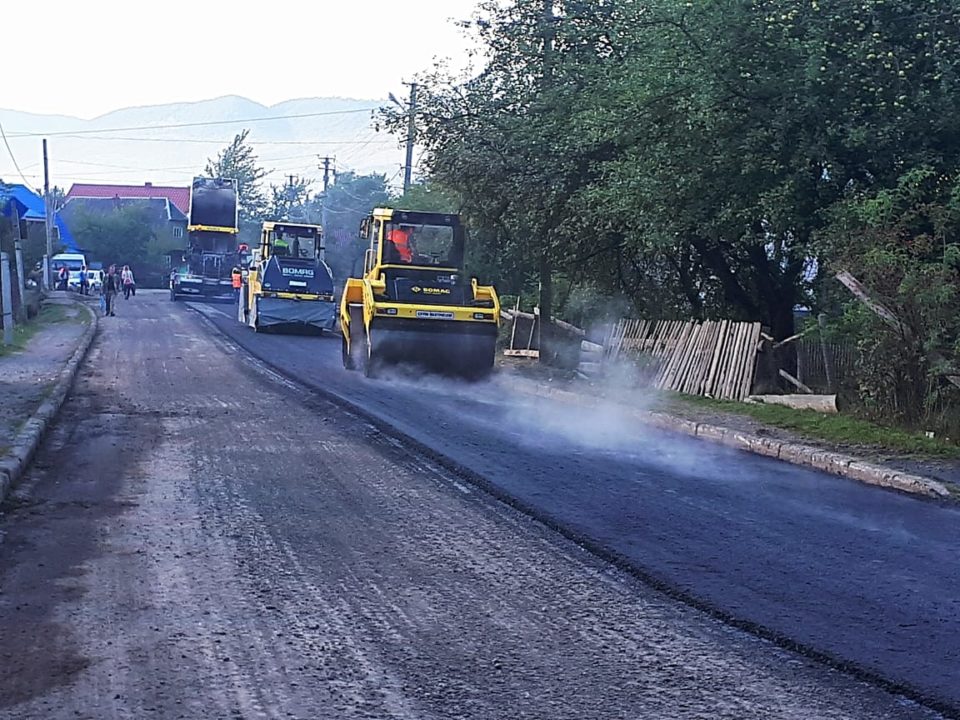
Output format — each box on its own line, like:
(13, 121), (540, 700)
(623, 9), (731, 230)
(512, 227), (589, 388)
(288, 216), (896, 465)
(339, 209), (500, 379)
(239, 221), (336, 333)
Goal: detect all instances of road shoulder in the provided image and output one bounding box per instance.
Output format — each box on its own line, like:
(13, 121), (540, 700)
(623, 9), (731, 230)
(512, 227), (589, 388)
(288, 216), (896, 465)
(0, 295), (97, 502)
(499, 359), (955, 500)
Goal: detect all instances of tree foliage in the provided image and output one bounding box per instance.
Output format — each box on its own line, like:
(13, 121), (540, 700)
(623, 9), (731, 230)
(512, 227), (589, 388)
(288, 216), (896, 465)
(267, 177), (313, 221)
(316, 171), (391, 281)
(823, 168), (960, 429)
(69, 204), (158, 267)
(205, 129), (268, 223)
(388, 0), (960, 425)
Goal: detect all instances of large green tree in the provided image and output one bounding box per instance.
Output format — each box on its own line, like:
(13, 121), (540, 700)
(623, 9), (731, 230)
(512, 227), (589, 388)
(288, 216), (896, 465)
(205, 129), (268, 224)
(69, 204), (157, 268)
(588, 0), (960, 339)
(392, 0), (960, 359)
(267, 176), (313, 221)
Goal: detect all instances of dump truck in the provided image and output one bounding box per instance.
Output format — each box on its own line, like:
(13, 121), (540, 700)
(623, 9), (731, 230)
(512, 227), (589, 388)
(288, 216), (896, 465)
(238, 221), (335, 333)
(340, 209), (500, 378)
(170, 176), (239, 301)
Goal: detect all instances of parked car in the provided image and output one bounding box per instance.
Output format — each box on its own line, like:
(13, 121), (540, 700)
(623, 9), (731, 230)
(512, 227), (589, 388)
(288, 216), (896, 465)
(67, 269), (103, 293)
(88, 269), (104, 292)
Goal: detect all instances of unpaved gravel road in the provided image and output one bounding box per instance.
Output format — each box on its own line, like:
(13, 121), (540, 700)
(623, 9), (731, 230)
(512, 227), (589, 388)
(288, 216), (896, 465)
(0, 293), (946, 719)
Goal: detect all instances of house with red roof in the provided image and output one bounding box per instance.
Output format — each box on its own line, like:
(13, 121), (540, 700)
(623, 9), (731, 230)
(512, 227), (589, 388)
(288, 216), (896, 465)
(59, 183), (191, 285)
(65, 182), (190, 215)
(62, 182), (189, 246)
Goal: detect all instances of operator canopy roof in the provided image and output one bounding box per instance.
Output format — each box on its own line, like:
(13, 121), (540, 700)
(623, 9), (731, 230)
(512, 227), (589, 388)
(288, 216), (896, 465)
(265, 222), (322, 238)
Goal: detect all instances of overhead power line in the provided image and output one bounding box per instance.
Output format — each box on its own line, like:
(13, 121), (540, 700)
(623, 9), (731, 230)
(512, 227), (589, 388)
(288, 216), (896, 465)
(0, 121), (40, 191)
(384, 166), (405, 189)
(55, 134), (394, 146)
(6, 107), (379, 138)
(55, 158), (204, 171)
(336, 133), (387, 165)
(55, 152), (327, 171)
(3, 128), (399, 190)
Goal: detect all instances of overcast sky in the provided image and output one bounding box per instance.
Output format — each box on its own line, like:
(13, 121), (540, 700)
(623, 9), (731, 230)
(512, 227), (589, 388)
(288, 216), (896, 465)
(0, 1), (483, 188)
(5, 0), (480, 118)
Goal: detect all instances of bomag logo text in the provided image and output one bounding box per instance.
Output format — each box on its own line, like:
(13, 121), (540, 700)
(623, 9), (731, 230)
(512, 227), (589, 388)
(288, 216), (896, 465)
(412, 286), (450, 295)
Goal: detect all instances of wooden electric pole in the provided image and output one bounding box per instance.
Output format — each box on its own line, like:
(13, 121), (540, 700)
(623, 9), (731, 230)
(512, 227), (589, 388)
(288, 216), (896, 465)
(320, 157), (333, 194)
(402, 82), (418, 195)
(318, 156), (334, 238)
(42, 139), (54, 290)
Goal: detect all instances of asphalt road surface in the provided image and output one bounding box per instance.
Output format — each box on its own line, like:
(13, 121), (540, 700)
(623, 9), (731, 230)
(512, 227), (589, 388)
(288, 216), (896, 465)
(194, 296), (960, 714)
(0, 291), (951, 719)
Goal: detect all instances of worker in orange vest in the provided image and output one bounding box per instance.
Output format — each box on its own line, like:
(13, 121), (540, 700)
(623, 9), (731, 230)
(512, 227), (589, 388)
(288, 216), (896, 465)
(231, 266), (242, 301)
(388, 227), (413, 263)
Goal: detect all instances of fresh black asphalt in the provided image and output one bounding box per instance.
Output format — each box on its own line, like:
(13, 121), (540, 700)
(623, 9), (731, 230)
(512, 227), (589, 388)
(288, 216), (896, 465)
(194, 300), (960, 712)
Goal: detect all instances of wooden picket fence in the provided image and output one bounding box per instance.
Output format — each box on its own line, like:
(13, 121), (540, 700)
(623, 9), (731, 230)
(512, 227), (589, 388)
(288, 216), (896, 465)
(796, 337), (857, 392)
(605, 319), (763, 401)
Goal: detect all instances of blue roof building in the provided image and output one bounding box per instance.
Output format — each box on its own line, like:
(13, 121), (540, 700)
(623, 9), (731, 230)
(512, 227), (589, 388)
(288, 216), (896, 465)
(0, 182), (77, 251)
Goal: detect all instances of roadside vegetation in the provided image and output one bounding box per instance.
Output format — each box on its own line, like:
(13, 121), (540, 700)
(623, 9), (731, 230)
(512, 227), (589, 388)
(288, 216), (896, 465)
(0, 304), (72, 359)
(670, 394), (960, 458)
(373, 0), (960, 441)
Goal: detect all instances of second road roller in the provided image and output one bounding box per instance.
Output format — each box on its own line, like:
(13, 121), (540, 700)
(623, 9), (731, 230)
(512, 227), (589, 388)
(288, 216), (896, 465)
(339, 209), (500, 379)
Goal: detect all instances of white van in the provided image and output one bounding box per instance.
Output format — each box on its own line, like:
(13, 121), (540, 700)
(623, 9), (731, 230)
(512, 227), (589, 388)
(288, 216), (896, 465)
(51, 253), (88, 289)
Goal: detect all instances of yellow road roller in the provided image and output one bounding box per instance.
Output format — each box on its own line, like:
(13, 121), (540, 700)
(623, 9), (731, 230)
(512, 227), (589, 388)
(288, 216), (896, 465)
(339, 209), (500, 379)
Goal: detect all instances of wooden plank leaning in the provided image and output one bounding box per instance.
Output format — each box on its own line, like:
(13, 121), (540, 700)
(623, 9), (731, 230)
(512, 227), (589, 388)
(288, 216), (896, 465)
(672, 322), (701, 392)
(657, 321), (688, 387)
(738, 322), (762, 400)
(704, 319), (728, 398)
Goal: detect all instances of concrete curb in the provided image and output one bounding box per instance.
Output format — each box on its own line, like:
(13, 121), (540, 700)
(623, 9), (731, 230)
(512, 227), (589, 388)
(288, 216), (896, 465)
(520, 385), (951, 499)
(0, 300), (98, 502)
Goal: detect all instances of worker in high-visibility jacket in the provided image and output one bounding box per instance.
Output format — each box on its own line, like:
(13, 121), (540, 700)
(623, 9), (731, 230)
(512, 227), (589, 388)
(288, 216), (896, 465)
(231, 266), (242, 302)
(388, 227), (413, 263)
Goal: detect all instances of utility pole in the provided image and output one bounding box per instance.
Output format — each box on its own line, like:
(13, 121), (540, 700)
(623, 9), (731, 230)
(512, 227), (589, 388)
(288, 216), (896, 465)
(1, 252), (12, 344)
(320, 157), (333, 195)
(11, 206), (26, 323)
(42, 139), (54, 291)
(285, 174), (297, 220)
(318, 156), (334, 238)
(402, 82), (418, 195)
(537, 0), (555, 362)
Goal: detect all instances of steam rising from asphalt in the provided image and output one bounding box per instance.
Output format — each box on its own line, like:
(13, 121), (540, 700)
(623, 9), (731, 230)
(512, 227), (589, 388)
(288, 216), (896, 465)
(370, 358), (745, 481)
(498, 364), (741, 479)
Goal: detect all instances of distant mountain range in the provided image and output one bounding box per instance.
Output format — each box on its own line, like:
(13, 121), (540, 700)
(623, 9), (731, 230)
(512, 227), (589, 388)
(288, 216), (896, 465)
(0, 95), (407, 193)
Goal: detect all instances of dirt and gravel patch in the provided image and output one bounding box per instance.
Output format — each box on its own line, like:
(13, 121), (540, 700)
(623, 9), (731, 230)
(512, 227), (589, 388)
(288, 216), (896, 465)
(0, 304), (86, 447)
